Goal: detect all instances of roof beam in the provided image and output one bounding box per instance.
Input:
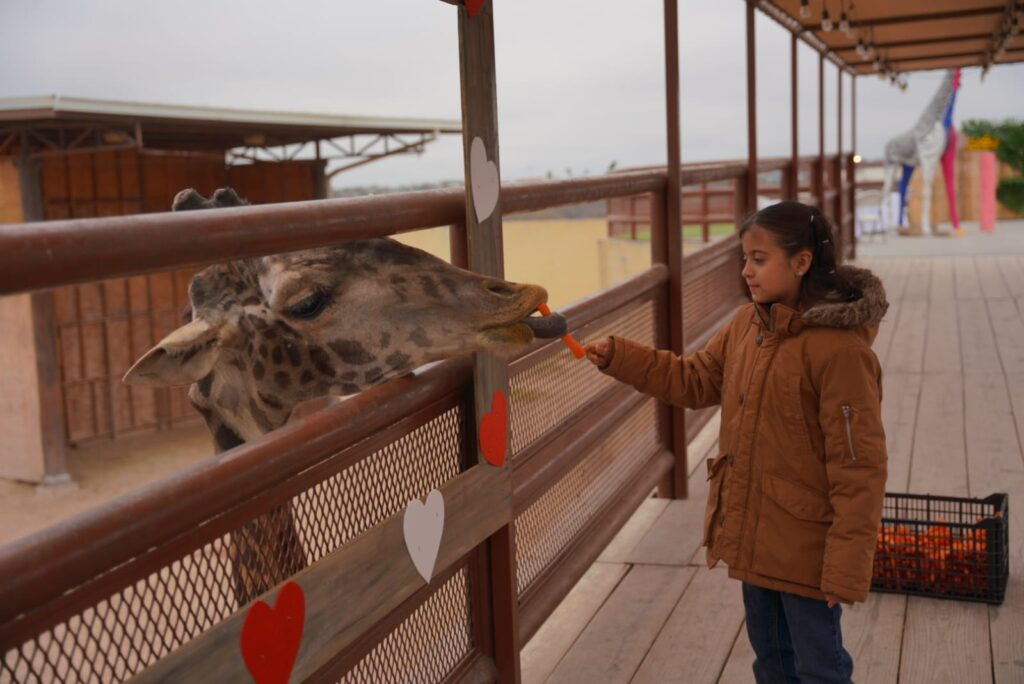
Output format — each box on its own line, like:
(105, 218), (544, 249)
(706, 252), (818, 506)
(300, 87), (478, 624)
(833, 33), (992, 53)
(849, 47), (1024, 68)
(802, 6), (1004, 31)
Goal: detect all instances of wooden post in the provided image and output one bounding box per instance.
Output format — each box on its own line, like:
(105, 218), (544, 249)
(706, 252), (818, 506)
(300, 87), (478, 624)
(849, 74), (857, 260)
(456, 3), (520, 681)
(818, 51), (825, 212)
(0, 157), (71, 487)
(745, 0), (758, 213)
(655, 0), (687, 500)
(790, 32), (799, 201)
(836, 65), (843, 238)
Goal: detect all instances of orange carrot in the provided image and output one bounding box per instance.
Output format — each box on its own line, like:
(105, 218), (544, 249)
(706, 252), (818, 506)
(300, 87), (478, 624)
(538, 303), (585, 359)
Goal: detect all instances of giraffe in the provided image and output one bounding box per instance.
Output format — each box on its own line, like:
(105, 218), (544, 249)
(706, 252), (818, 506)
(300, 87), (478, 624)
(879, 68), (962, 236)
(124, 187), (567, 604)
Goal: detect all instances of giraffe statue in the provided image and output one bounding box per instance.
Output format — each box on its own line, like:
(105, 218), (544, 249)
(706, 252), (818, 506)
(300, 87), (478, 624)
(124, 187), (567, 604)
(880, 68), (962, 236)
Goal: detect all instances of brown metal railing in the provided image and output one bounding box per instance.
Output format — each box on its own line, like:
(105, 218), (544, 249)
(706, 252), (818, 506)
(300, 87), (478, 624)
(0, 166), (752, 683)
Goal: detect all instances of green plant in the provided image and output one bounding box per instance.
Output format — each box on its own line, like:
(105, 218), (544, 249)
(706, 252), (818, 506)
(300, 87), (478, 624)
(962, 119), (1024, 213)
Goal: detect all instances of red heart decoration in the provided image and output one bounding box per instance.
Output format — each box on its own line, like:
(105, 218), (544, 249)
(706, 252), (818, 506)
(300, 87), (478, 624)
(240, 581), (306, 684)
(465, 0), (487, 17)
(479, 390), (507, 467)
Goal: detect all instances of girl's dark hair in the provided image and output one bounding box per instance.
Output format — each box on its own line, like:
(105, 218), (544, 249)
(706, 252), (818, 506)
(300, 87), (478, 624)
(739, 201), (861, 305)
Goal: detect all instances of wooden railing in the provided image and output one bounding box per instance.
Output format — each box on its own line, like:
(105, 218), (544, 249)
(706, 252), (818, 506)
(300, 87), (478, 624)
(0, 165), (756, 682)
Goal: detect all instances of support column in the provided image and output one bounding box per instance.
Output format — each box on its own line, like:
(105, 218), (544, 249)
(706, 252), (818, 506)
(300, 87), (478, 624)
(657, 0), (686, 499)
(850, 74), (857, 259)
(746, 0), (758, 213)
(456, 3), (519, 681)
(790, 32), (799, 201)
(0, 157), (70, 487)
(818, 51), (826, 211)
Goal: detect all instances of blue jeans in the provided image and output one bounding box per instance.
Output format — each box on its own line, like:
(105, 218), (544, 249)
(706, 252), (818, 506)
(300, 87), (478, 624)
(741, 582), (854, 684)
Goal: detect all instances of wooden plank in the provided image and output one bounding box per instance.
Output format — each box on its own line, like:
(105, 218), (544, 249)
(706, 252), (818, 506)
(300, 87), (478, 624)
(975, 255), (1010, 300)
(909, 371), (966, 496)
(546, 565), (695, 684)
(879, 370), (922, 493)
(987, 299), (1024, 376)
(1002, 255), (1024, 297)
(959, 296), (1001, 375)
(133, 464), (512, 683)
(631, 568), (745, 684)
(954, 256), (983, 301)
(839, 592), (906, 684)
(923, 262), (958, 373)
(873, 299), (900, 368)
(624, 473), (708, 567)
(597, 498), (670, 564)
(520, 562), (629, 684)
(902, 258), (931, 300)
(717, 623), (756, 684)
(899, 597), (991, 684)
(884, 291), (927, 375)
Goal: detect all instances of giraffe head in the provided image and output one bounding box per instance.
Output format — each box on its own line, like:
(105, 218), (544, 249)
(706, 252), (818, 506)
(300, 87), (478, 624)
(124, 187), (566, 443)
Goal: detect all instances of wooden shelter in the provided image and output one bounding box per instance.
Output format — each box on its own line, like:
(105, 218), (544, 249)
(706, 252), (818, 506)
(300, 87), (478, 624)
(0, 96), (459, 484)
(0, 1), (1020, 683)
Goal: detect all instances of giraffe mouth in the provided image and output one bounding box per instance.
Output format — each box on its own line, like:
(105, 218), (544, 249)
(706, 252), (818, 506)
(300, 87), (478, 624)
(520, 310), (568, 338)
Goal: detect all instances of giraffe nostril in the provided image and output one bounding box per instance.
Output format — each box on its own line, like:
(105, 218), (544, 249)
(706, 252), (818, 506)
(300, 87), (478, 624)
(485, 282), (518, 298)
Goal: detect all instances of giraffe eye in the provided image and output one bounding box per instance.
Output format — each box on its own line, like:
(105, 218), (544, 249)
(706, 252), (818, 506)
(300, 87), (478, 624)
(286, 291), (328, 319)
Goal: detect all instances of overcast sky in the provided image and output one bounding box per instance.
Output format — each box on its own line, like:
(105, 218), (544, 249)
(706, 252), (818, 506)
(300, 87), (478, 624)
(2, 1), (1021, 189)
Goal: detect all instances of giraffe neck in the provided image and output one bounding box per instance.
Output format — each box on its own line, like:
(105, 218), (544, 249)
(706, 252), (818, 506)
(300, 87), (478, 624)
(913, 73), (954, 135)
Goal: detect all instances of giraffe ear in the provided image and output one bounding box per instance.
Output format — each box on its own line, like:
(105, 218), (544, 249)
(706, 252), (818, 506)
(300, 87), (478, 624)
(123, 319), (220, 387)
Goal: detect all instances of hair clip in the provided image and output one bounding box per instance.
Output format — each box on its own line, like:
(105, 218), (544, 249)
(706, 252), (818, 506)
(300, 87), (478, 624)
(829, 269), (836, 274)
(822, 239), (831, 244)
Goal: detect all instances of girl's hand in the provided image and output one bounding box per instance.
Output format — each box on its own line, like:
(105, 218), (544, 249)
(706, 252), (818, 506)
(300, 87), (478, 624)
(826, 594), (846, 608)
(584, 338), (611, 368)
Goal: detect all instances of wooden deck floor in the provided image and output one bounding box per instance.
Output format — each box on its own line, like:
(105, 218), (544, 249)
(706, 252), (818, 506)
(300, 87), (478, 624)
(522, 251), (1024, 683)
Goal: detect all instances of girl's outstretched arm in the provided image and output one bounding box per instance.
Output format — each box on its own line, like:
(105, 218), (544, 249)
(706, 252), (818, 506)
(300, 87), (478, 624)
(584, 321), (730, 410)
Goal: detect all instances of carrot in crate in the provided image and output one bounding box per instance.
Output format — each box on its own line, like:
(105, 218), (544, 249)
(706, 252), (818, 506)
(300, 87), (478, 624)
(538, 303), (585, 359)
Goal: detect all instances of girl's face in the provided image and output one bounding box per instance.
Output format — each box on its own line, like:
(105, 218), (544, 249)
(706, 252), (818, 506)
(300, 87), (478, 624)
(740, 224), (812, 309)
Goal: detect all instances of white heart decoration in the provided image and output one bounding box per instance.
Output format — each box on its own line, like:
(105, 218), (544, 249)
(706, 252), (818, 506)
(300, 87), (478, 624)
(469, 136), (500, 223)
(403, 489), (445, 583)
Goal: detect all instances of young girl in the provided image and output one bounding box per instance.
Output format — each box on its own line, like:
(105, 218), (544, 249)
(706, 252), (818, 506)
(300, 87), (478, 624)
(585, 201), (888, 684)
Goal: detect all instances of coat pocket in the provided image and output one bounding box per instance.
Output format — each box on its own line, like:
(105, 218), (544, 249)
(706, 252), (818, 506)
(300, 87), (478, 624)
(751, 473), (833, 587)
(703, 453), (730, 546)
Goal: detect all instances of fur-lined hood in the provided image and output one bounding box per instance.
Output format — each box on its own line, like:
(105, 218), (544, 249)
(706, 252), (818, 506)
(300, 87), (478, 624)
(801, 265), (889, 329)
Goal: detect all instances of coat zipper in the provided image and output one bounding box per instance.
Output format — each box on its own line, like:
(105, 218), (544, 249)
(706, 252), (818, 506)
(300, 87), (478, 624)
(841, 405), (857, 461)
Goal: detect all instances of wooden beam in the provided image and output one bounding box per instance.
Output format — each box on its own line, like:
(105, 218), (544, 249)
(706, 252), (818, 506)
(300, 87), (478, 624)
(131, 464), (512, 682)
(746, 0), (758, 213)
(790, 31), (799, 201)
(456, 2), (521, 681)
(833, 33), (993, 53)
(818, 51), (825, 211)
(802, 6), (1004, 31)
(660, 0), (687, 499)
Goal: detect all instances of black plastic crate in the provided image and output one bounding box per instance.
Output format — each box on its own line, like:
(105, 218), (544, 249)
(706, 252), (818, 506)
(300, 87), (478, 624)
(872, 492), (1008, 604)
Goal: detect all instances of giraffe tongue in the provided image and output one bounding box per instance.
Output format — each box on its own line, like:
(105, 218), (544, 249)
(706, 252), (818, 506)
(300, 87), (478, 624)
(521, 310), (568, 338)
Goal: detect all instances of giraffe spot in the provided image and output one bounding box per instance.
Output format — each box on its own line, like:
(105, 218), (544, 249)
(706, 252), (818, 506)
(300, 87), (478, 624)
(247, 314), (268, 330)
(419, 275), (441, 301)
(253, 361), (265, 380)
(441, 276), (460, 296)
(272, 347), (284, 365)
(300, 370), (315, 385)
(246, 341), (253, 357)
(197, 372), (214, 398)
(274, 371), (291, 389)
(190, 400), (215, 425)
(386, 352), (412, 371)
(229, 358), (245, 371)
(259, 344), (269, 359)
(341, 371), (357, 381)
(285, 344), (301, 367)
(248, 400), (275, 432)
(364, 367), (383, 384)
(390, 274), (407, 285)
(329, 340), (375, 365)
(341, 383), (361, 395)
(263, 327), (278, 340)
(408, 327), (433, 348)
(242, 296), (261, 306)
(308, 347), (336, 377)
(276, 321), (301, 339)
(379, 332), (391, 349)
(259, 392), (284, 410)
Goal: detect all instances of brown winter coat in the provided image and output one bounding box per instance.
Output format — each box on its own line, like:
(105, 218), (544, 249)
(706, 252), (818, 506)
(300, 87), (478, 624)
(602, 265), (889, 603)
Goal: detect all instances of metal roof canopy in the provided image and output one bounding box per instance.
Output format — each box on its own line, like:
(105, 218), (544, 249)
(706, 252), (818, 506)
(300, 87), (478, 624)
(0, 95), (462, 159)
(758, 1), (1023, 77)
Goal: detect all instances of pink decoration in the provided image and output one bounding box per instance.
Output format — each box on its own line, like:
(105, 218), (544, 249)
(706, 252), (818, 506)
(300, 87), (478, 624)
(979, 151), (997, 232)
(478, 390), (507, 467)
